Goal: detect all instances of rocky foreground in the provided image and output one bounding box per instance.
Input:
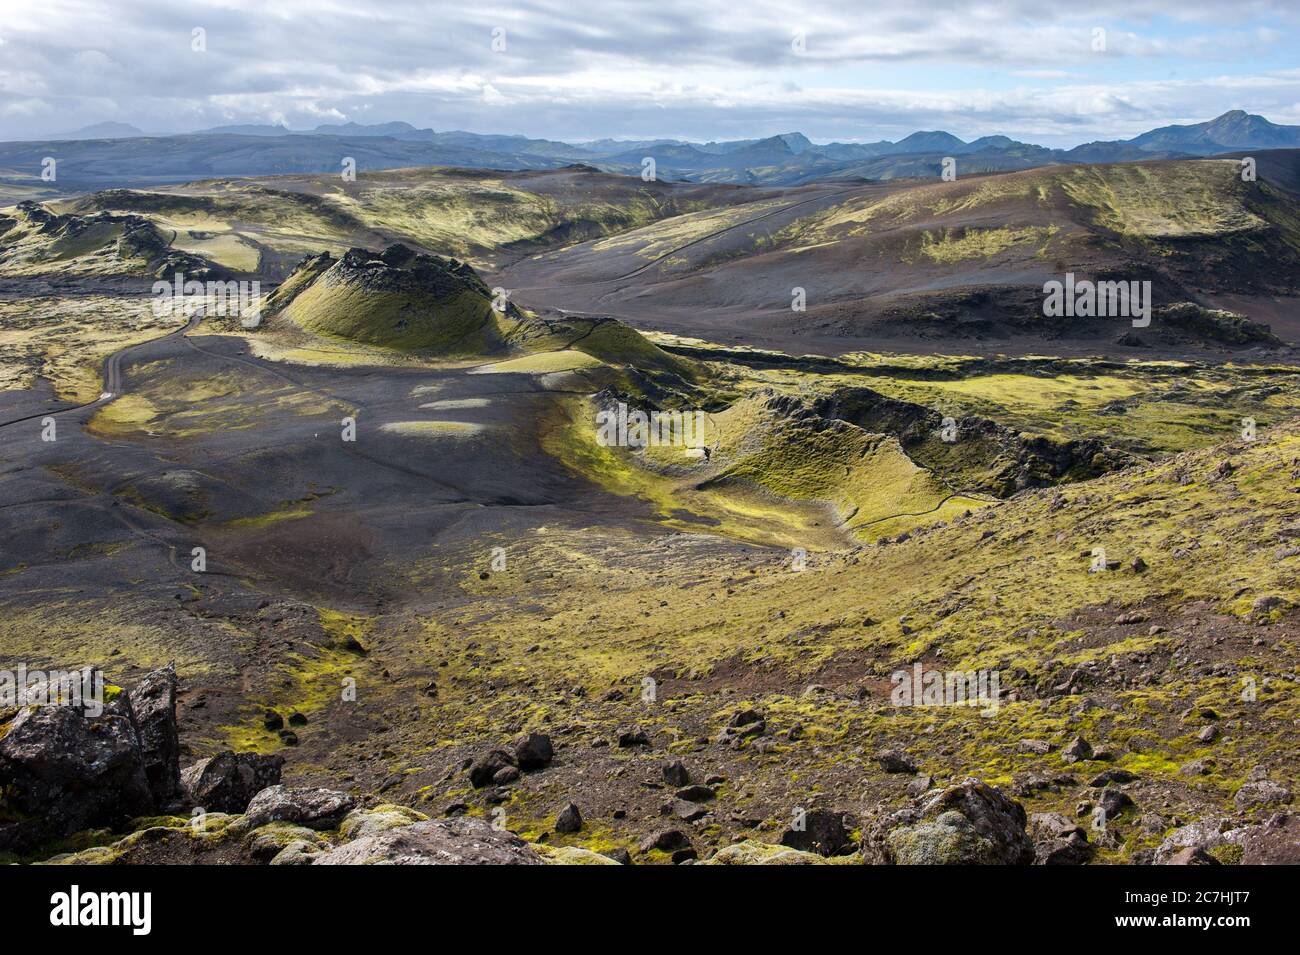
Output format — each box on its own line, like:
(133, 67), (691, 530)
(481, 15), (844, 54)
(0, 666), (1294, 865)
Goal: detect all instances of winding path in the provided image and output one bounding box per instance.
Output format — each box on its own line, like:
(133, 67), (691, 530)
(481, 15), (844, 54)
(0, 312), (200, 431)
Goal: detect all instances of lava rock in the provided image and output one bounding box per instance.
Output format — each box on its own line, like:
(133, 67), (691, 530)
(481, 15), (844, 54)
(181, 751), (285, 814)
(889, 779), (1034, 865)
(512, 732), (554, 771)
(128, 664), (181, 804)
(1061, 736), (1094, 763)
(469, 749), (518, 788)
(244, 785), (356, 831)
(662, 759), (691, 787)
(1029, 811), (1093, 865)
(779, 809), (850, 857)
(638, 829), (692, 853)
(875, 749), (918, 774)
(554, 802), (583, 833)
(0, 703), (153, 851)
(313, 817), (544, 865)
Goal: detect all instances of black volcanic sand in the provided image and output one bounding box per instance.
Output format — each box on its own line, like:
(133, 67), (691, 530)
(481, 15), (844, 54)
(0, 329), (751, 754)
(494, 177), (1299, 362)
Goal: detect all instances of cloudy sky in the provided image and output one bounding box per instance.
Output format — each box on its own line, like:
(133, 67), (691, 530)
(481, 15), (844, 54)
(1, 0), (1298, 145)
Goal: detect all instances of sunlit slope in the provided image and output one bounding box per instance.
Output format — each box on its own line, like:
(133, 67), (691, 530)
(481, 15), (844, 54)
(252, 243), (705, 406)
(64, 166), (764, 276)
(508, 159), (1300, 347)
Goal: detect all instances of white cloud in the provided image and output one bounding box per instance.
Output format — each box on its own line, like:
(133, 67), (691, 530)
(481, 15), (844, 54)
(1, 0), (1297, 143)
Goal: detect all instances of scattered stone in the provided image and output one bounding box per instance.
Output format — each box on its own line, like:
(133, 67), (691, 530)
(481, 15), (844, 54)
(1029, 812), (1093, 865)
(617, 727), (651, 748)
(674, 784), (716, 803)
(907, 774), (933, 797)
(1197, 724), (1220, 743)
(1088, 768), (1137, 787)
(1252, 595), (1284, 614)
(1061, 736), (1093, 763)
(662, 759), (691, 787)
(639, 829), (691, 853)
(603, 848), (632, 865)
(1018, 739), (1053, 755)
(554, 802), (583, 833)
(672, 800), (710, 821)
(512, 732), (554, 771)
(468, 749), (517, 788)
(244, 785), (356, 831)
(492, 766), (520, 785)
(875, 749), (918, 774)
(1234, 777), (1291, 811)
(287, 712), (308, 727)
(1154, 818), (1246, 864)
(779, 809), (850, 857)
(1099, 788), (1134, 819)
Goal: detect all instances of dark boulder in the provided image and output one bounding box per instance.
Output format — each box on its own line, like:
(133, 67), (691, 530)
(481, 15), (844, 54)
(128, 664), (181, 804)
(512, 733), (554, 771)
(180, 751), (285, 814)
(780, 809), (851, 856)
(469, 749), (517, 788)
(0, 703), (153, 851)
(554, 802), (583, 833)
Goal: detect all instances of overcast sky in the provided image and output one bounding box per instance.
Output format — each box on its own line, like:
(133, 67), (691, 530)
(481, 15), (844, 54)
(1, 0), (1298, 145)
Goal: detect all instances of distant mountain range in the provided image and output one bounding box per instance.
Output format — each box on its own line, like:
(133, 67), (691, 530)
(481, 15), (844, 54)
(9, 111), (1300, 191)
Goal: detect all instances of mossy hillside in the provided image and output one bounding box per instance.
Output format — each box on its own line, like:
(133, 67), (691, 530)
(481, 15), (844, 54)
(357, 421), (1297, 852)
(73, 168), (747, 273)
(270, 251), (507, 356)
(682, 345), (1300, 460)
(780, 160), (1283, 248)
(696, 393), (988, 539)
(539, 395), (846, 550)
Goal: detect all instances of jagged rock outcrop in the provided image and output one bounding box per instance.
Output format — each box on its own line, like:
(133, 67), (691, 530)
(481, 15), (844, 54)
(129, 663), (181, 805)
(0, 692), (155, 851)
(816, 386), (1126, 495)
